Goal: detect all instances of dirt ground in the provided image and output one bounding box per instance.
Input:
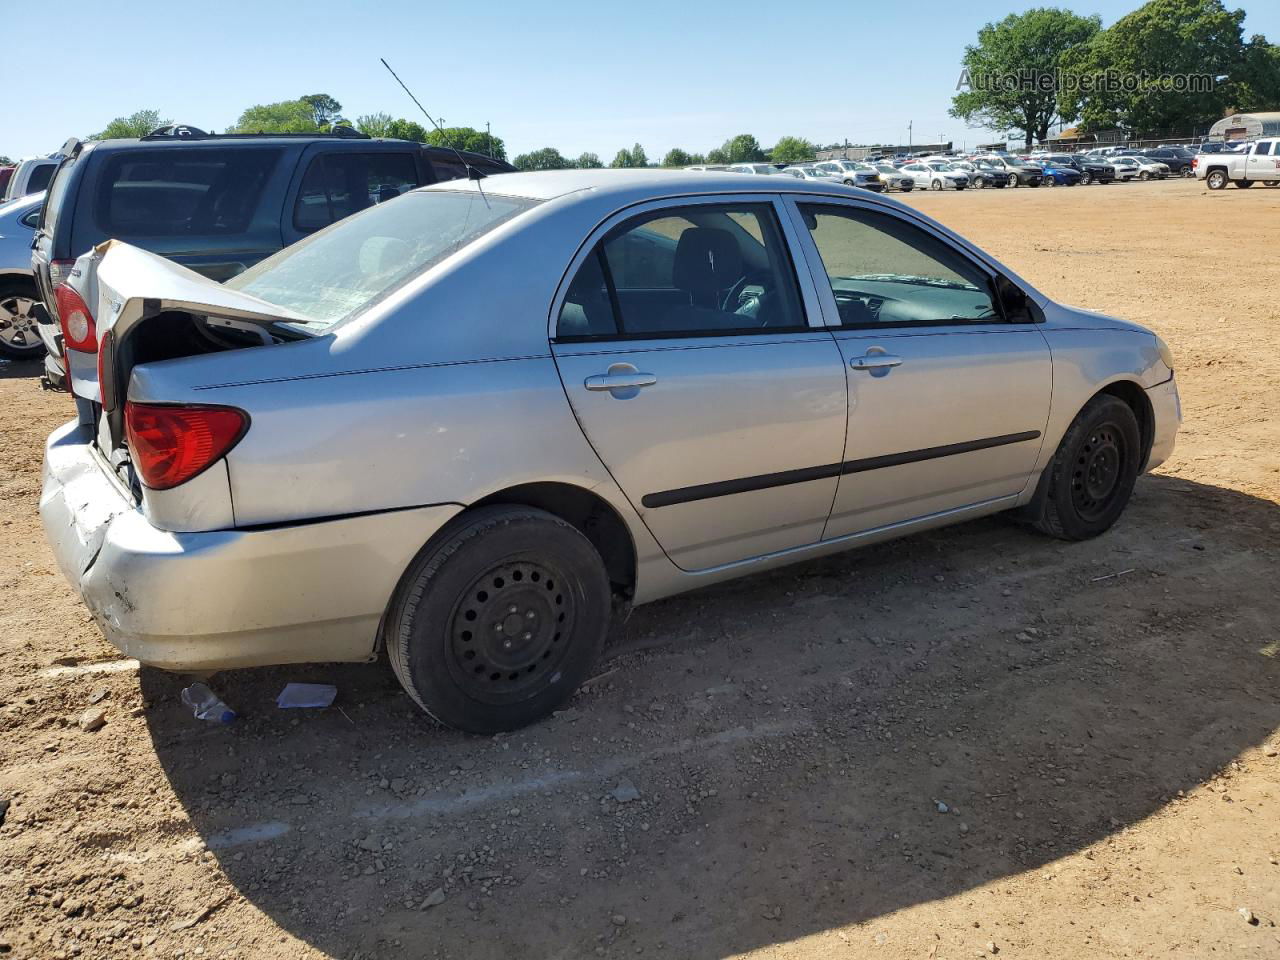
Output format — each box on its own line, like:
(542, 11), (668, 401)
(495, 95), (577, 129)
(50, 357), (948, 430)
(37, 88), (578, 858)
(2, 176), (1278, 960)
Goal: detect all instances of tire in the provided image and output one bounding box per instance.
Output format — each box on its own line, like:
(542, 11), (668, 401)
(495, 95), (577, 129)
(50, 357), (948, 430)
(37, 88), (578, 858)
(1181, 167), (1195, 178)
(0, 281), (46, 360)
(1081, 172), (1092, 185)
(1235, 179), (1254, 188)
(930, 179), (943, 191)
(1028, 395), (1142, 541)
(386, 505), (612, 734)
(1265, 180), (1280, 187)
(900, 185), (913, 193)
(1007, 173), (1019, 187)
(1139, 171), (1151, 181)
(843, 178), (856, 186)
(1206, 170), (1228, 190)
(1044, 175), (1056, 186)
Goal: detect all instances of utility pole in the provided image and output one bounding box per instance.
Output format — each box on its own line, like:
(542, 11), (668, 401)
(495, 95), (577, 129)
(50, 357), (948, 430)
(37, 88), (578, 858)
(843, 138), (849, 159)
(908, 120), (912, 154)
(486, 121), (492, 158)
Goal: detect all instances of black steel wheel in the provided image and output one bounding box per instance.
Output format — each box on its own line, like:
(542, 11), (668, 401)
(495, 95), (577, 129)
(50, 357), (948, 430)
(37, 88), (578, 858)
(387, 506), (611, 733)
(1026, 395), (1142, 541)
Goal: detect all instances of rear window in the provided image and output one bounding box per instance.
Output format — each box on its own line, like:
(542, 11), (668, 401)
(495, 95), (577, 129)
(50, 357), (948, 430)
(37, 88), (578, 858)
(94, 148), (282, 238)
(226, 189), (539, 329)
(28, 162), (55, 194)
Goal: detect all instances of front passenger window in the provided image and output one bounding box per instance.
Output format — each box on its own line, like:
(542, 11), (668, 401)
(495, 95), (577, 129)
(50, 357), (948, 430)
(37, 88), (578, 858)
(555, 203), (806, 339)
(799, 204), (1001, 326)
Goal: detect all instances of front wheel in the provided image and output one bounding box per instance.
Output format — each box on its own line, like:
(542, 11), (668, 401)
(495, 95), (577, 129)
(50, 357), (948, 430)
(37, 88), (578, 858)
(386, 506), (612, 733)
(1081, 172), (1093, 185)
(843, 178), (856, 186)
(1044, 175), (1057, 186)
(1264, 180), (1280, 187)
(1206, 170), (1228, 190)
(1235, 179), (1254, 188)
(1181, 167), (1195, 178)
(1027, 395), (1141, 541)
(1007, 173), (1019, 188)
(1139, 171), (1151, 181)
(930, 179), (943, 191)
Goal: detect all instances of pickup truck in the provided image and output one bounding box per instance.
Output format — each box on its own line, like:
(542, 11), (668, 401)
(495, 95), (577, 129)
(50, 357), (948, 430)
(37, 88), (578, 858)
(1193, 138), (1280, 189)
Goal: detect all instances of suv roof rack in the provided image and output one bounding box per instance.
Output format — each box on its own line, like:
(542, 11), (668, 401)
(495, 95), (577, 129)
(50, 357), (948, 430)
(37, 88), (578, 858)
(139, 125), (372, 142)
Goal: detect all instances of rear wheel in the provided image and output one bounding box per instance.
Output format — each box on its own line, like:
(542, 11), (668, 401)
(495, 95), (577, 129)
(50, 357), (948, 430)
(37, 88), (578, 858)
(387, 506), (612, 733)
(1206, 170), (1228, 190)
(1027, 395), (1141, 541)
(0, 282), (45, 360)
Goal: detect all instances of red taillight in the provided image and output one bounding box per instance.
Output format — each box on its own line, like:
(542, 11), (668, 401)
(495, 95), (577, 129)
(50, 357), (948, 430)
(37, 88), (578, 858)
(124, 403), (249, 490)
(54, 283), (97, 352)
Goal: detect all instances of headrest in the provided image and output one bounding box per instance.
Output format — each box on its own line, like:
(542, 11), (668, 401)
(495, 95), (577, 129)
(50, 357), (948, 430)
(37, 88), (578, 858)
(672, 228), (743, 296)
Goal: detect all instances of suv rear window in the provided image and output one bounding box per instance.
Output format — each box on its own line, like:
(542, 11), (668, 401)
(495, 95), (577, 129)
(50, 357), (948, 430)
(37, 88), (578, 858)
(227, 189), (538, 329)
(95, 148), (282, 237)
(293, 152), (420, 232)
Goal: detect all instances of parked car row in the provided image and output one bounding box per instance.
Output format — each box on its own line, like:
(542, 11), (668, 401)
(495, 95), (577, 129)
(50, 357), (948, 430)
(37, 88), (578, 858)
(692, 145), (1196, 193)
(0, 127), (514, 370)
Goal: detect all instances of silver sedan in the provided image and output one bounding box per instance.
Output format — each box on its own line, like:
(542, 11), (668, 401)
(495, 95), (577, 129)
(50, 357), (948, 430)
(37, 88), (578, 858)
(41, 170), (1180, 732)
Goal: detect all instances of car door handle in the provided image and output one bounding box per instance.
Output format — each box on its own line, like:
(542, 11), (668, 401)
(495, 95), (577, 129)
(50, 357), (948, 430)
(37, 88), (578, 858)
(584, 372), (657, 391)
(849, 354), (903, 370)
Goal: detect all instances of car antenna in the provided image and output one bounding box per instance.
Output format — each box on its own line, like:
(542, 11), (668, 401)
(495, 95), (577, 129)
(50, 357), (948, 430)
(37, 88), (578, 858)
(380, 57), (485, 181)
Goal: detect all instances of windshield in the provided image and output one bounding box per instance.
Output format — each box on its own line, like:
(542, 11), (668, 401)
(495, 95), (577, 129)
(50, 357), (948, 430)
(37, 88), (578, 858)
(226, 189), (538, 329)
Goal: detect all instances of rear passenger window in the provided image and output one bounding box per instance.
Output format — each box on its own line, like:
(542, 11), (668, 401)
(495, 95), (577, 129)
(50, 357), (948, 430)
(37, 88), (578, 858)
(426, 153), (468, 183)
(294, 152), (419, 232)
(556, 203), (806, 340)
(28, 163), (55, 194)
(96, 149), (282, 237)
(1255, 142), (1273, 156)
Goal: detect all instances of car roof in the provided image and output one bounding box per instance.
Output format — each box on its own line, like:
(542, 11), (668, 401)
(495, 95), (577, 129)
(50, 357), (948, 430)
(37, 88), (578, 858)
(420, 168), (904, 204)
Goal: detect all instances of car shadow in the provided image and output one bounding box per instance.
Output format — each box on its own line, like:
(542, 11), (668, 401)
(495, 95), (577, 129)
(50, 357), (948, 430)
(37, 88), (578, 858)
(139, 472), (1280, 958)
(0, 357), (45, 380)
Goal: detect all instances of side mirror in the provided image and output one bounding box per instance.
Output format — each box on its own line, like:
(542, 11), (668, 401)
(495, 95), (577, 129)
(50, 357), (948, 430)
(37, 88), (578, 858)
(995, 276), (1033, 322)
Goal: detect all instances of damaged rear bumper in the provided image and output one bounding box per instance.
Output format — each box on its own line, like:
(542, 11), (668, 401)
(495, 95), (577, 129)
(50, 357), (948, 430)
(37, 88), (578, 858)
(40, 420), (462, 672)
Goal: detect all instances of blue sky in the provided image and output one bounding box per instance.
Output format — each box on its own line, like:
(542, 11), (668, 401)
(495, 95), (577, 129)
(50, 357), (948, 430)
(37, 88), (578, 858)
(6, 0), (1277, 161)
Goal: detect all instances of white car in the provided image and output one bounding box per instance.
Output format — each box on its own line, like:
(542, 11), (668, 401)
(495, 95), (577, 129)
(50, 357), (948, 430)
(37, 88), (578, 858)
(871, 163), (915, 192)
(1, 156), (59, 202)
(1115, 156), (1170, 181)
(900, 162), (970, 191)
(726, 163), (782, 176)
(1103, 157), (1141, 181)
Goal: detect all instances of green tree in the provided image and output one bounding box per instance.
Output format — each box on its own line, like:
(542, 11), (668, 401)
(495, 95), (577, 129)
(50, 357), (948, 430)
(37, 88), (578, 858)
(424, 126), (507, 160)
(1063, 0), (1269, 132)
(229, 100), (320, 134)
(574, 152), (604, 168)
(89, 109), (171, 140)
(950, 8), (1101, 147)
(662, 148), (695, 167)
(386, 118), (430, 142)
(514, 147), (572, 171)
(355, 112), (394, 137)
(301, 94), (343, 128)
(770, 136), (817, 162)
(629, 142), (649, 167)
(706, 147), (729, 164)
(1235, 33), (1280, 111)
(610, 147), (633, 168)
(719, 134), (766, 163)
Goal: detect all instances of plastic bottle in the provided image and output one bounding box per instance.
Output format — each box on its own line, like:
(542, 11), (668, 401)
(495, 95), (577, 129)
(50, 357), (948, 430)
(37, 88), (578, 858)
(180, 682), (236, 724)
